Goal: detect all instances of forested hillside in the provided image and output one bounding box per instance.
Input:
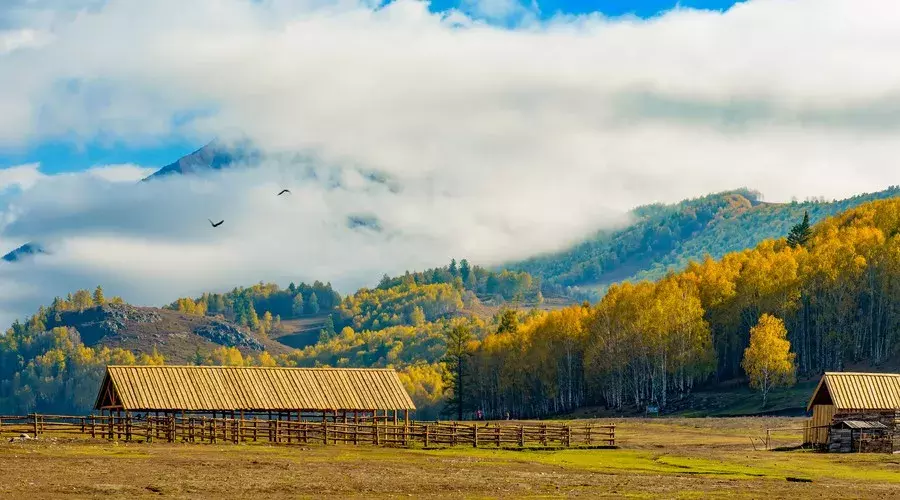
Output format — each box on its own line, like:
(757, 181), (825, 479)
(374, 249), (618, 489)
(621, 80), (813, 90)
(456, 197), (900, 417)
(508, 187), (900, 296)
(5, 197), (900, 419)
(0, 260), (540, 417)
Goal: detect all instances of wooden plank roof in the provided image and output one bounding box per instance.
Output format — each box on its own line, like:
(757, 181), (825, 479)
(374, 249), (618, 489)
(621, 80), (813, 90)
(806, 372), (900, 412)
(94, 366), (416, 412)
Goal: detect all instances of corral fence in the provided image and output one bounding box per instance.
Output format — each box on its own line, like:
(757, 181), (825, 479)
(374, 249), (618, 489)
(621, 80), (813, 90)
(0, 414), (614, 449)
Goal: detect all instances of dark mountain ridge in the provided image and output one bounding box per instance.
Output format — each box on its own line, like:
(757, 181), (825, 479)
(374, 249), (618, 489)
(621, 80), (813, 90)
(507, 186), (900, 296)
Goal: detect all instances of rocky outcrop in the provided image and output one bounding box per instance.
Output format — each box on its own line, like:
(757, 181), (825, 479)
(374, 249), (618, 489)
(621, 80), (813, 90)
(193, 320), (265, 351)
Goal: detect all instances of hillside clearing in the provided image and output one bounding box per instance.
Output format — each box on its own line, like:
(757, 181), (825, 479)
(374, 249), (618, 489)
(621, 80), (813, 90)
(1, 417), (897, 499)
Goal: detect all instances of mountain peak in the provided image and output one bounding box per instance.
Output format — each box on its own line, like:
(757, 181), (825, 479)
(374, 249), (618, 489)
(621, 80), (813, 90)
(142, 138), (262, 181)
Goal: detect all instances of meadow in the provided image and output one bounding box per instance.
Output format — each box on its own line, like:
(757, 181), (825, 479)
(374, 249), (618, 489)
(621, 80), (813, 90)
(1, 417), (897, 499)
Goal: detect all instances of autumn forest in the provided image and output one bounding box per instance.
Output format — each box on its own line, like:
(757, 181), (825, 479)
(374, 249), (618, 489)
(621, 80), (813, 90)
(3, 196), (900, 419)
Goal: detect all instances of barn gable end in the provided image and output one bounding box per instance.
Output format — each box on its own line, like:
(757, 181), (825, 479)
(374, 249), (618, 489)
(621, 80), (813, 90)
(804, 372), (900, 452)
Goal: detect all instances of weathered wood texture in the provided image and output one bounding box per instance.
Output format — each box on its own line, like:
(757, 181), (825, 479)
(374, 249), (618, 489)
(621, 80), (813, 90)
(0, 414), (614, 449)
(94, 366), (416, 412)
(804, 372), (900, 452)
(803, 404), (835, 445)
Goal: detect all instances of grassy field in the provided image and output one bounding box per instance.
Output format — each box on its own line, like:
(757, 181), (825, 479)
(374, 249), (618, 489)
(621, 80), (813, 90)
(1, 417), (898, 499)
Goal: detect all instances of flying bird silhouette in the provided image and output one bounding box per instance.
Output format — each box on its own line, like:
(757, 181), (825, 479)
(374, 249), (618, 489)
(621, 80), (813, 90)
(208, 219), (224, 228)
(277, 189), (291, 196)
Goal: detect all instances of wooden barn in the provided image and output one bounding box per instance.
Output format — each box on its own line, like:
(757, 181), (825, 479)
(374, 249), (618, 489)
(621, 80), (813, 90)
(94, 365), (416, 423)
(803, 372), (900, 453)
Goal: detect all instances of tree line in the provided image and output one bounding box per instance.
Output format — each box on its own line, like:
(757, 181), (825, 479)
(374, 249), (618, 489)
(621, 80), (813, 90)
(442, 199), (900, 418)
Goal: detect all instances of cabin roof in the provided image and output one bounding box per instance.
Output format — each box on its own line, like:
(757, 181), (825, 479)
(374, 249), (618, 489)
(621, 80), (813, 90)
(806, 372), (900, 412)
(94, 365), (416, 412)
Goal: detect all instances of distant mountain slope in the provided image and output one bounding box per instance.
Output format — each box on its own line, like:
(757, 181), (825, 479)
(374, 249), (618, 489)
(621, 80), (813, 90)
(48, 303), (292, 363)
(2, 242), (46, 262)
(506, 186), (900, 295)
(142, 139), (262, 180)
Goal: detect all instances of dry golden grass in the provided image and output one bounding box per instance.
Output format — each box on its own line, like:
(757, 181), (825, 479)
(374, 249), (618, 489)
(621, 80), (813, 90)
(1, 417), (897, 499)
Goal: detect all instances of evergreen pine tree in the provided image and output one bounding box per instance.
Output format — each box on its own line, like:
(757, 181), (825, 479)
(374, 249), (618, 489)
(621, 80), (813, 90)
(459, 259), (471, 283)
(318, 315), (336, 342)
(442, 323), (473, 420)
(292, 293), (304, 316)
(786, 210), (812, 247)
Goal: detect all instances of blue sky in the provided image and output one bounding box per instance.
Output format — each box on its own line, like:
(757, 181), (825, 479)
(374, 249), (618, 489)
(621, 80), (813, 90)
(0, 0), (746, 175)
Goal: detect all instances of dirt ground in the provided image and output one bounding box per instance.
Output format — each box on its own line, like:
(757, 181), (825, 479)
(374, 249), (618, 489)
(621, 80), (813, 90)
(1, 417), (898, 499)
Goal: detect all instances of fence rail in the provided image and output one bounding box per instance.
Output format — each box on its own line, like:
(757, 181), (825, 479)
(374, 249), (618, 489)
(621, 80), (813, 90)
(0, 414), (614, 449)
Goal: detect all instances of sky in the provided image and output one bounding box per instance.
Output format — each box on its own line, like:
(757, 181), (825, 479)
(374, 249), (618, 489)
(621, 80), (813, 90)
(1, 0), (900, 327)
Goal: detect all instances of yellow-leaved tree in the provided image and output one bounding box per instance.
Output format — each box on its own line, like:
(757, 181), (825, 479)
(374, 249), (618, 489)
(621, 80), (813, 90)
(741, 314), (796, 406)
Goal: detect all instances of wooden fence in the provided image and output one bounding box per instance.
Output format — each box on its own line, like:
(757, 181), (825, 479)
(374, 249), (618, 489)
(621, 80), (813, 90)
(0, 414), (614, 449)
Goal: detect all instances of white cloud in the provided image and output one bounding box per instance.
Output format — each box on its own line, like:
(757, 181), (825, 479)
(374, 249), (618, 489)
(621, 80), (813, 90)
(0, 163), (43, 191)
(86, 164), (156, 183)
(1, 0), (900, 326)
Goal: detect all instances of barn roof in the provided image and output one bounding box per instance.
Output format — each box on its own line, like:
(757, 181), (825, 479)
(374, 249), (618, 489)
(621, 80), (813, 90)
(94, 365), (416, 412)
(806, 372), (900, 412)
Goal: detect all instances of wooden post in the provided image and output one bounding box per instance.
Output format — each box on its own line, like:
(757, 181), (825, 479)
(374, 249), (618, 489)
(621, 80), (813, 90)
(473, 424), (479, 448)
(541, 424), (547, 446)
(565, 425), (571, 448)
(322, 419), (328, 445)
(32, 413), (38, 437)
(424, 424), (430, 448)
(253, 417), (259, 442)
(519, 425), (525, 447)
(91, 415), (96, 439)
(586, 424), (592, 446)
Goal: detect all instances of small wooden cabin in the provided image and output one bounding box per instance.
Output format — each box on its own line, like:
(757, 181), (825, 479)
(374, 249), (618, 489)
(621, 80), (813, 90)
(804, 372), (900, 452)
(94, 365), (416, 422)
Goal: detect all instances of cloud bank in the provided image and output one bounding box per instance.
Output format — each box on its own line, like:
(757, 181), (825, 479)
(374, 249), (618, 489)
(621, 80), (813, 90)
(1, 0), (900, 326)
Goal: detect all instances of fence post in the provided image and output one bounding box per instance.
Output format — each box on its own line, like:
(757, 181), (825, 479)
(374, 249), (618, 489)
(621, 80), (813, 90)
(566, 425), (571, 447)
(541, 424), (547, 446)
(424, 424), (430, 448)
(519, 425), (525, 447)
(32, 413), (38, 436)
(473, 425), (478, 448)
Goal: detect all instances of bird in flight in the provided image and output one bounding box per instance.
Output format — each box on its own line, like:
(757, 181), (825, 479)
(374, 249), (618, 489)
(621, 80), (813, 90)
(208, 219), (224, 228)
(277, 189), (291, 196)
